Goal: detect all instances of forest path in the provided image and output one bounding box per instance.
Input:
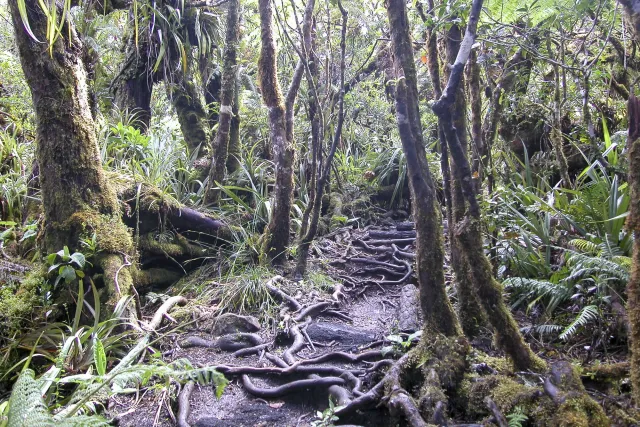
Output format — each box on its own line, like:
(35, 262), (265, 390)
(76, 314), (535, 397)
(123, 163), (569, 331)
(110, 219), (423, 427)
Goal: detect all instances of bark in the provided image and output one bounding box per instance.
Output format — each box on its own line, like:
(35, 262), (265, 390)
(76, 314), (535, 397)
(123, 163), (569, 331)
(205, 0), (240, 204)
(626, 94), (640, 404)
(432, 0), (545, 372)
(386, 0), (461, 337)
(110, 7), (156, 131)
(258, 0), (295, 264)
(10, 0), (134, 299)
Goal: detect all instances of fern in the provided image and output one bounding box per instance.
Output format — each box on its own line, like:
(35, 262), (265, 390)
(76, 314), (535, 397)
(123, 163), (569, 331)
(520, 324), (563, 336)
(507, 405), (529, 427)
(7, 370), (109, 427)
(564, 251), (630, 284)
(559, 305), (599, 340)
(503, 277), (571, 313)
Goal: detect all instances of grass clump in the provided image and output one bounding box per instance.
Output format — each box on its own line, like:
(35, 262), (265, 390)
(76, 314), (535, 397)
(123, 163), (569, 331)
(207, 266), (277, 316)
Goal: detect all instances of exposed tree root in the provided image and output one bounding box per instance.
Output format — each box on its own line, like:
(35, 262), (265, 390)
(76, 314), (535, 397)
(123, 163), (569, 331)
(241, 375), (346, 398)
(180, 333), (263, 352)
(177, 381), (195, 427)
(147, 296), (188, 331)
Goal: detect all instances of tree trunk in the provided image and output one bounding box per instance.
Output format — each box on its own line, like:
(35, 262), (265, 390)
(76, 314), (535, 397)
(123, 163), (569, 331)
(10, 0), (135, 299)
(444, 23), (487, 340)
(227, 79), (241, 174)
(386, 0), (461, 337)
(626, 94), (640, 404)
(167, 64), (209, 154)
(432, 0), (545, 372)
(110, 6), (155, 131)
(257, 0), (295, 264)
(295, 0), (343, 279)
(205, 0), (240, 204)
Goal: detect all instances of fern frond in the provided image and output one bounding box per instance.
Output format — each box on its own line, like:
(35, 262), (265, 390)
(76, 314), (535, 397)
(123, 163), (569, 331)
(503, 277), (571, 312)
(559, 305), (599, 341)
(569, 239), (600, 256)
(520, 324), (563, 336)
(565, 251), (630, 283)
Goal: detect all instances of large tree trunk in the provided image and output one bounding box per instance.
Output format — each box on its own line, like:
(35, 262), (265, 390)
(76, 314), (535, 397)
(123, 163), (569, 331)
(205, 0), (240, 204)
(619, 0), (640, 402)
(257, 0), (295, 264)
(10, 0), (135, 299)
(626, 94), (640, 404)
(386, 0), (461, 337)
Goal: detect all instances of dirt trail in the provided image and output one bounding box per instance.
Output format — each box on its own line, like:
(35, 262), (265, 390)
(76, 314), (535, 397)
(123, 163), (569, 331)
(111, 220), (421, 427)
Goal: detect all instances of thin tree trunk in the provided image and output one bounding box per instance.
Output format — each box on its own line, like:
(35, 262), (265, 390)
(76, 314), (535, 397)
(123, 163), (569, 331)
(386, 0), (461, 337)
(205, 0), (240, 204)
(547, 37), (571, 187)
(257, 0), (295, 264)
(227, 77), (241, 174)
(432, 0), (545, 371)
(444, 23), (487, 340)
(10, 0), (135, 300)
(298, 18), (321, 241)
(295, 0), (345, 278)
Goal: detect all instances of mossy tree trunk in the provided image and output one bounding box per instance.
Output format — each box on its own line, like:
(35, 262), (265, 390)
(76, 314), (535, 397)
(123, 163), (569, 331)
(444, 21), (487, 339)
(626, 94), (640, 404)
(111, 6), (156, 131)
(257, 0), (295, 264)
(205, 0), (240, 204)
(386, 0), (461, 337)
(432, 0), (545, 372)
(10, 0), (135, 300)
(166, 62), (209, 154)
(618, 1), (640, 402)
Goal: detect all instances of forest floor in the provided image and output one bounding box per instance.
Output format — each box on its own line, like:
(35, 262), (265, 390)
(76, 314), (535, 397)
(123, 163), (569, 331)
(106, 217), (631, 427)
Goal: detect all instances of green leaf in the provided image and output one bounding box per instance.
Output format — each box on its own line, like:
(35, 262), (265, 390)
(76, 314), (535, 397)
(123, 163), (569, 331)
(16, 0), (41, 42)
(46, 253), (57, 266)
(386, 334), (404, 344)
(94, 337), (107, 376)
(70, 252), (86, 269)
(59, 265), (76, 283)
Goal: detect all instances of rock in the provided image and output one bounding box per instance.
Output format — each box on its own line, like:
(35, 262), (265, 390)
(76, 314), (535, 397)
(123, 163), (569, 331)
(397, 285), (420, 332)
(212, 313), (261, 336)
(195, 403), (290, 427)
(306, 321), (377, 347)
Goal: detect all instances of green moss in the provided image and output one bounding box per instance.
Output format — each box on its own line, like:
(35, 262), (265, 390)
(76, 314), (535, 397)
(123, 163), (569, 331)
(0, 267), (46, 331)
(554, 396), (610, 427)
(473, 350), (515, 374)
(409, 333), (469, 391)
